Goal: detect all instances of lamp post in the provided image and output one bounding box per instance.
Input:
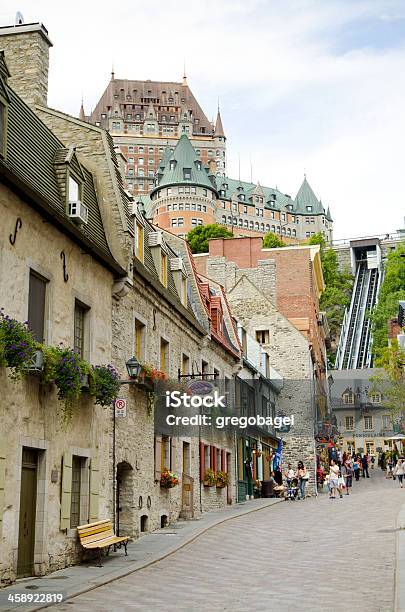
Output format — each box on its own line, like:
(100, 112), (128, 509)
(113, 356), (143, 532)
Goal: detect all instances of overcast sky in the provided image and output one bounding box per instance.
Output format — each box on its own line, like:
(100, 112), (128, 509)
(2, 0), (405, 239)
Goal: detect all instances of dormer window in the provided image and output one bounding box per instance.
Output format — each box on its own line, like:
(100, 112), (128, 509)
(195, 160), (202, 170)
(68, 176), (81, 202)
(306, 205), (312, 212)
(239, 194), (245, 201)
(183, 168), (191, 180)
(135, 222), (144, 262)
(181, 276), (187, 306)
(169, 160), (177, 170)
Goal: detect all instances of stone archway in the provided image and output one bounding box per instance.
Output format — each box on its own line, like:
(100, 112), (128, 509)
(116, 461), (135, 537)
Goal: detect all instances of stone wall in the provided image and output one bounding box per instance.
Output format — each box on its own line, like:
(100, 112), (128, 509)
(0, 25), (51, 108)
(0, 183), (114, 584)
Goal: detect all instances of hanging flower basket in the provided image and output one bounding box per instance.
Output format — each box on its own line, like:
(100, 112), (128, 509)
(160, 469), (179, 489)
(90, 364), (120, 406)
(203, 468), (216, 487)
(216, 470), (229, 488)
(0, 310), (37, 379)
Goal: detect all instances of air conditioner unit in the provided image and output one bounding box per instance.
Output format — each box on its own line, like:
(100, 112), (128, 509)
(69, 200), (88, 225)
(170, 257), (184, 272)
(148, 231), (163, 247)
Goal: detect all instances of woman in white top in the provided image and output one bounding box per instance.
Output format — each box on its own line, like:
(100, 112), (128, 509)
(393, 458), (405, 488)
(329, 459), (340, 499)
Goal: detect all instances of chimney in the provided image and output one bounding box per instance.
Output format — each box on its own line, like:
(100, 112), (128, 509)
(0, 22), (52, 107)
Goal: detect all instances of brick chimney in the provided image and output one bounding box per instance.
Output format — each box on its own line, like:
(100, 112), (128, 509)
(0, 22), (52, 107)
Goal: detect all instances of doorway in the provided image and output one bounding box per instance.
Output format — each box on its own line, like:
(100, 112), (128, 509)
(181, 442), (193, 518)
(17, 448), (38, 578)
(116, 461), (134, 537)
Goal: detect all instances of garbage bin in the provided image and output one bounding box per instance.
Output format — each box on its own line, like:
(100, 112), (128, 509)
(261, 480), (274, 498)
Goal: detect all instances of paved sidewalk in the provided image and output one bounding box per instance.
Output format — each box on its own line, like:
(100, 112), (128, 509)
(0, 498), (282, 611)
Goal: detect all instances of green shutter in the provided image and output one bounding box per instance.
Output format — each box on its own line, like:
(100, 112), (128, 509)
(60, 451), (72, 530)
(0, 439), (6, 535)
(89, 457), (99, 522)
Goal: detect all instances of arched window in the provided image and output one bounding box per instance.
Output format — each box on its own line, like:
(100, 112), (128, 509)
(260, 223), (265, 232)
(271, 225), (275, 233)
(228, 216), (232, 224)
(282, 227), (286, 236)
(255, 222), (259, 230)
(292, 229), (296, 237)
(249, 221), (254, 229)
(222, 215), (226, 224)
(244, 220), (248, 228)
(265, 224), (270, 232)
(287, 228), (291, 236)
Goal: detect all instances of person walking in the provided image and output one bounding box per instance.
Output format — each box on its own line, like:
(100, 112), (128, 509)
(329, 459), (340, 499)
(353, 457), (360, 481)
(361, 454), (369, 478)
(342, 459), (353, 495)
(296, 461), (308, 499)
(387, 454), (394, 479)
(393, 458), (405, 488)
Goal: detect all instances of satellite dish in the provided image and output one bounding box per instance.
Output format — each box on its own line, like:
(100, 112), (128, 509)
(15, 11), (24, 25)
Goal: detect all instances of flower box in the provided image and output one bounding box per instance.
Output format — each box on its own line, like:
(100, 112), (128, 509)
(25, 349), (44, 374)
(160, 469), (179, 489)
(203, 469), (216, 487)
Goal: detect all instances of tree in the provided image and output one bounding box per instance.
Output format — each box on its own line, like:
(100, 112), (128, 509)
(371, 242), (405, 356)
(262, 232), (285, 248)
(371, 339), (405, 423)
(306, 232), (353, 347)
(187, 224), (233, 254)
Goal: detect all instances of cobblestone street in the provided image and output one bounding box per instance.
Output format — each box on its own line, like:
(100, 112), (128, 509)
(52, 470), (404, 612)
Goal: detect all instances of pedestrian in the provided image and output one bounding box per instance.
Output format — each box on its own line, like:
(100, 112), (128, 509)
(393, 458), (405, 488)
(341, 459), (353, 495)
(296, 461), (309, 499)
(362, 454), (370, 478)
(371, 455), (375, 470)
(353, 457), (360, 481)
(329, 459), (340, 499)
(386, 454), (394, 479)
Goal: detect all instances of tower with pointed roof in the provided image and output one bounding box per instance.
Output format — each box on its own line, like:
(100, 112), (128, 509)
(88, 73), (226, 198)
(151, 134), (218, 236)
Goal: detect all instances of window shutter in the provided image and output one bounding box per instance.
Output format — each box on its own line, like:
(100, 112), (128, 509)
(0, 439), (6, 535)
(155, 436), (162, 481)
(170, 437), (176, 472)
(89, 457), (100, 523)
(210, 446), (216, 472)
(221, 449), (226, 471)
(60, 451), (72, 530)
(200, 442), (205, 482)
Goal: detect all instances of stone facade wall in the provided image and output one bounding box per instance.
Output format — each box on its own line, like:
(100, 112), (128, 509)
(0, 184), (114, 584)
(0, 27), (51, 107)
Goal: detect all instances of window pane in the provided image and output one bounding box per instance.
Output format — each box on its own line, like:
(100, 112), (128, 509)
(70, 456), (82, 528)
(69, 177), (79, 201)
(74, 302), (85, 358)
(28, 271), (47, 342)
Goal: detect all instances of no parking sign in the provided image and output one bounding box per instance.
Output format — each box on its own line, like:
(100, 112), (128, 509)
(115, 398), (127, 417)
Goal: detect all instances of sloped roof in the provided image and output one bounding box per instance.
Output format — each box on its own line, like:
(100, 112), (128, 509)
(295, 176), (325, 214)
(214, 109), (225, 137)
(151, 134), (217, 192)
(216, 177), (294, 210)
(0, 59), (123, 274)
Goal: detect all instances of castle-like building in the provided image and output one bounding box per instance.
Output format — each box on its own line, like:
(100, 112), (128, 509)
(89, 75), (333, 242)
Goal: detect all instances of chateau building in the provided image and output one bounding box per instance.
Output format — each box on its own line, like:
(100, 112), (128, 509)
(88, 74), (226, 196)
(149, 134), (333, 242)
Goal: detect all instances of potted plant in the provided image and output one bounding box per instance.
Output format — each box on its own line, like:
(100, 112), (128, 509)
(160, 469), (179, 489)
(0, 310), (37, 379)
(91, 364), (120, 406)
(203, 468), (216, 487)
(216, 470), (230, 488)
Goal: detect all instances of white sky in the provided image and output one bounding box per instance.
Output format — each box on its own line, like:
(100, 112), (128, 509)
(2, 0), (405, 239)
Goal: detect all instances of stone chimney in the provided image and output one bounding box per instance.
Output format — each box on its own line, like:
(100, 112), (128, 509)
(0, 22), (52, 107)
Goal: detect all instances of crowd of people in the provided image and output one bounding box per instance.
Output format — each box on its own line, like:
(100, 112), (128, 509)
(318, 452), (370, 499)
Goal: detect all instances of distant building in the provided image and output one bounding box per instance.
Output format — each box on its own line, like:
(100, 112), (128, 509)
(88, 74), (226, 196)
(149, 134), (333, 242)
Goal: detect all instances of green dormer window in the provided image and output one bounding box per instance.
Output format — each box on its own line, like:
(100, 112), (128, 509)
(183, 168), (191, 180)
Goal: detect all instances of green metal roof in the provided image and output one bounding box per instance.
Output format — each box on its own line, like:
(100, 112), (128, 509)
(151, 134), (216, 193)
(216, 177), (294, 210)
(294, 176), (325, 215)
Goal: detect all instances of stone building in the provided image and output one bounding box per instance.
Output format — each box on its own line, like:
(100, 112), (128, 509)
(148, 134), (333, 243)
(330, 369), (397, 458)
(87, 73), (227, 195)
(192, 237), (329, 492)
(0, 48), (128, 583)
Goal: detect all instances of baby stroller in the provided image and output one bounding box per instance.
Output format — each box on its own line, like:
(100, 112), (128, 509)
(286, 478), (299, 501)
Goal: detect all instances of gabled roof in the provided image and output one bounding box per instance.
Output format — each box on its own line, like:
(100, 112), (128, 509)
(295, 176), (325, 215)
(151, 134), (217, 193)
(0, 76), (123, 274)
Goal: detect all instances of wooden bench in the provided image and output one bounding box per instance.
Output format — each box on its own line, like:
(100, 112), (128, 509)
(77, 520), (129, 566)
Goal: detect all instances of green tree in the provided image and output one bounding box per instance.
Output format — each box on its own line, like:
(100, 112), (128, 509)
(371, 339), (405, 422)
(306, 232), (353, 346)
(187, 224), (233, 254)
(371, 242), (405, 355)
(262, 232), (285, 248)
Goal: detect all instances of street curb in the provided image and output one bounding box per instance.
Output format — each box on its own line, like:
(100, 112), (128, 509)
(32, 498), (284, 610)
(395, 499), (405, 611)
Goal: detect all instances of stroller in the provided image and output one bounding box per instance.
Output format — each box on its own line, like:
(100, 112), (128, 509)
(286, 478), (299, 500)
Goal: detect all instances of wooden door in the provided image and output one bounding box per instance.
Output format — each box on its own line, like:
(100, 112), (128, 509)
(17, 449), (38, 578)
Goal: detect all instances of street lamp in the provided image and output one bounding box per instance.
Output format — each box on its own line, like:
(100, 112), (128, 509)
(125, 356), (142, 379)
